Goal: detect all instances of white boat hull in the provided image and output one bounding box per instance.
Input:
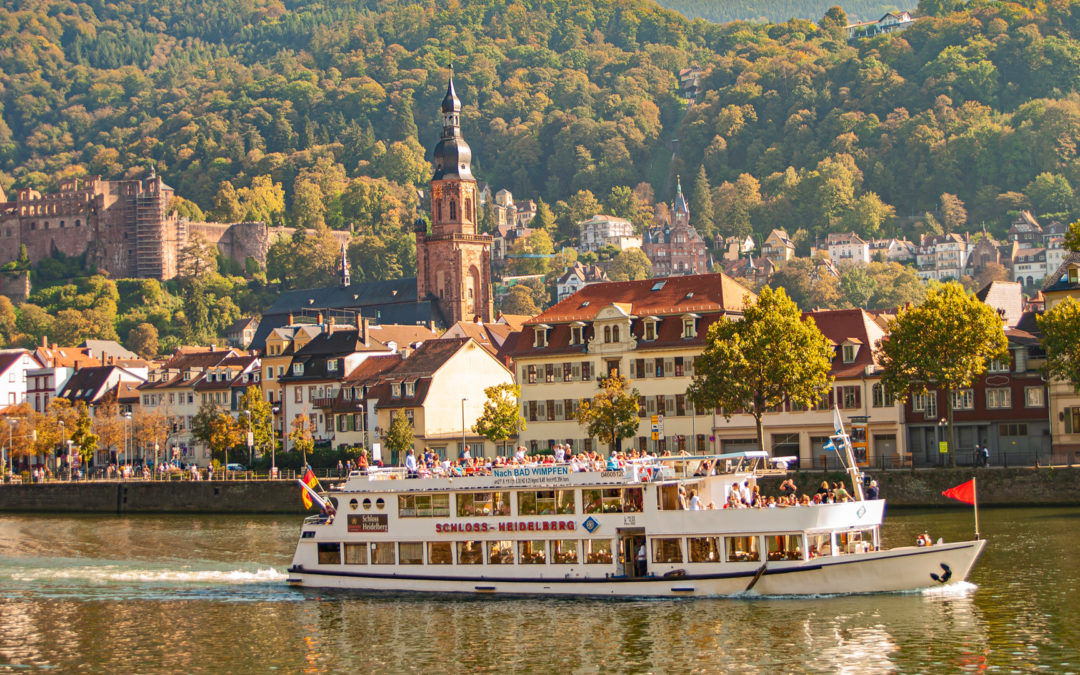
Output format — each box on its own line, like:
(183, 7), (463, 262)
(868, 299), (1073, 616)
(287, 539), (985, 598)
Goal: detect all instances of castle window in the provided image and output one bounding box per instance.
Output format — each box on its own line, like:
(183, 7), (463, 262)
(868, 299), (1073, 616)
(75, 219), (81, 227)
(59, 220), (65, 228)
(436, 202), (442, 221)
(465, 198), (473, 222)
(450, 201), (457, 220)
(30, 222), (36, 230)
(43, 222), (48, 229)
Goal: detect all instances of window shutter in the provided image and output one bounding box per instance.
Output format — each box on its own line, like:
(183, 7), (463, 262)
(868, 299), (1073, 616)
(647, 398), (656, 413)
(665, 396), (675, 414)
(554, 365), (562, 380)
(555, 402), (563, 418)
(665, 359), (674, 375)
(537, 402), (546, 417)
(572, 364), (581, 377)
(854, 387), (862, 409)
(628, 361), (636, 378)
(521, 367), (528, 381)
(685, 359), (693, 376)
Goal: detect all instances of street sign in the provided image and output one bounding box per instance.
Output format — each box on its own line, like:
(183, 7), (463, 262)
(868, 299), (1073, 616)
(650, 414), (665, 441)
(938, 441), (948, 454)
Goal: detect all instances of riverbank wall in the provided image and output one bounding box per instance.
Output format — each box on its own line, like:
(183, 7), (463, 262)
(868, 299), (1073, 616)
(0, 467), (1078, 514)
(0, 479), (345, 514)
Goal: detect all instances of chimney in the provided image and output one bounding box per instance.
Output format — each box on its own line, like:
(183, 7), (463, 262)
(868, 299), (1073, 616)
(41, 335), (47, 349)
(360, 317), (370, 346)
(328, 316), (335, 331)
(317, 312), (324, 327)
(288, 313), (294, 325)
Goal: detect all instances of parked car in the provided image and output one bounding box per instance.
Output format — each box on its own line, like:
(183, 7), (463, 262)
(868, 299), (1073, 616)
(225, 463), (247, 472)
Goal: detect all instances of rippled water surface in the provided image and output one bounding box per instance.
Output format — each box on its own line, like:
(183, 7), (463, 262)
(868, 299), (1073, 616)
(0, 507), (1076, 673)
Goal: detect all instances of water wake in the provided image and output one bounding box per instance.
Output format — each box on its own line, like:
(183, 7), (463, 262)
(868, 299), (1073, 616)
(11, 566), (287, 585)
(920, 580), (977, 597)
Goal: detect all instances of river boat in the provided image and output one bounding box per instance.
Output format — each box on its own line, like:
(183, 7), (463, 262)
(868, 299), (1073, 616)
(286, 451), (986, 597)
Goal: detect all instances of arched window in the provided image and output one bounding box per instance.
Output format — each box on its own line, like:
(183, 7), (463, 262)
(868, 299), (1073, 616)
(613, 326), (620, 342)
(450, 200), (457, 220)
(75, 219), (81, 227)
(436, 202), (442, 221)
(465, 198), (473, 222)
(604, 326), (612, 342)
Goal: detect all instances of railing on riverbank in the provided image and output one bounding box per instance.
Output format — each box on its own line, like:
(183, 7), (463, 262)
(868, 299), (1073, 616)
(0, 467), (351, 485)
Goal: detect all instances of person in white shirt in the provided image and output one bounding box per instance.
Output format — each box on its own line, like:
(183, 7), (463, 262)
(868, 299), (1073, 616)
(689, 489), (703, 510)
(554, 444), (565, 462)
(404, 448), (418, 476)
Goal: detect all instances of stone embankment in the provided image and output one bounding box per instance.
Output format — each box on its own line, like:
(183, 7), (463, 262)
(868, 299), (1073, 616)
(0, 467), (1078, 514)
(758, 466), (1080, 506)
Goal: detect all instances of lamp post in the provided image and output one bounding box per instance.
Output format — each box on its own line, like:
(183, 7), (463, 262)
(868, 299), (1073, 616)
(2, 418), (9, 482)
(271, 406), (279, 479)
(154, 442), (159, 481)
(57, 420), (64, 476)
(461, 398), (468, 460)
(938, 417), (948, 467)
(243, 409), (253, 468)
(123, 411), (132, 470)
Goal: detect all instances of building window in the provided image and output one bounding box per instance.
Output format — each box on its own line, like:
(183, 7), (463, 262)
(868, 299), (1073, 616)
(913, 391), (937, 418)
(644, 321), (656, 341)
(534, 326), (548, 348)
(563, 362), (573, 382)
(838, 386), (860, 409)
(392, 383), (401, 398)
(654, 359), (664, 378)
(951, 389), (974, 410)
(570, 325), (585, 345)
(327, 360), (338, 372)
(526, 365), (537, 384)
(545, 364), (554, 383)
(988, 358), (1010, 373)
(404, 381), (415, 397)
(999, 423), (1028, 437)
(293, 363), (303, 376)
(1025, 387), (1045, 408)
(294, 388), (302, 403)
(986, 388), (1011, 409)
(682, 317), (696, 339)
(1065, 407), (1080, 434)
(581, 361), (592, 381)
(871, 384), (892, 408)
(842, 345), (857, 363)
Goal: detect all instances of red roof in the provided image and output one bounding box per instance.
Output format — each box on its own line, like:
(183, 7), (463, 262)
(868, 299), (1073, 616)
(804, 308), (886, 378)
(525, 273), (754, 325)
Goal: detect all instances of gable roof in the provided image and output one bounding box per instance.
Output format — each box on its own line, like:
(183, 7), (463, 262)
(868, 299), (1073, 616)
(79, 340), (137, 361)
(805, 309), (886, 378)
(976, 281), (1023, 327)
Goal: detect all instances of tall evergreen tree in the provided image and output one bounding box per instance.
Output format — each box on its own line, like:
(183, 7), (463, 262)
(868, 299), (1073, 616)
(690, 166), (715, 237)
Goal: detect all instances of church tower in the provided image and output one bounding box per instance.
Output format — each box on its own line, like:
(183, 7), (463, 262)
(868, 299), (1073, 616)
(672, 175), (690, 229)
(415, 72), (494, 324)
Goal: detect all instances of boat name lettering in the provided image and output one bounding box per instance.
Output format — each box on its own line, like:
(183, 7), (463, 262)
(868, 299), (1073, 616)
(434, 520), (575, 534)
(348, 514), (388, 533)
(490, 465), (571, 486)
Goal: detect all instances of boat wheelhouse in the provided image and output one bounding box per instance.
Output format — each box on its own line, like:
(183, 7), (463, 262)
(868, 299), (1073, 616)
(287, 453), (984, 597)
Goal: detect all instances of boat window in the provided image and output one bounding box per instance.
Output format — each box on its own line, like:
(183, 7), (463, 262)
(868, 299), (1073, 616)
(688, 537), (721, 562)
(456, 541), (483, 564)
(518, 489), (575, 515)
(725, 535), (760, 562)
(317, 542), (341, 565)
(838, 529), (874, 554)
(552, 540), (578, 564)
(457, 492), (511, 517)
(766, 534), (803, 561)
(428, 542), (452, 564)
(519, 540), (546, 564)
(344, 543), (367, 564)
(349, 499), (358, 511)
(398, 494), (451, 518)
(488, 540), (514, 564)
(371, 542), (395, 564)
(808, 534), (832, 558)
(652, 538), (683, 563)
(584, 539), (613, 564)
(362, 498), (371, 510)
(582, 488), (643, 514)
(375, 498), (385, 510)
(398, 542), (424, 564)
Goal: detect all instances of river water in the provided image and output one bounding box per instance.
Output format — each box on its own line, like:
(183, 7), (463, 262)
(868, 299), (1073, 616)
(0, 507), (1075, 673)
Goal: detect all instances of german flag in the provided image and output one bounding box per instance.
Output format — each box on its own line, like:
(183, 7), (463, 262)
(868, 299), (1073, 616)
(300, 469), (318, 509)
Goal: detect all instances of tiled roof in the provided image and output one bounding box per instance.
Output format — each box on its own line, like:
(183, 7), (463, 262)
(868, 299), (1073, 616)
(161, 348), (240, 370)
(33, 346), (99, 369)
(0, 350), (29, 376)
(343, 354), (404, 383)
(366, 323), (439, 348)
(1042, 251), (1080, 292)
(79, 340), (137, 361)
(525, 273), (753, 326)
(383, 337), (470, 380)
(805, 308), (886, 379)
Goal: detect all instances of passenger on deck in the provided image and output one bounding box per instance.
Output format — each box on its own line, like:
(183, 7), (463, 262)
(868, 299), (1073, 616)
(688, 489), (702, 510)
(678, 486), (689, 510)
(815, 481), (830, 501)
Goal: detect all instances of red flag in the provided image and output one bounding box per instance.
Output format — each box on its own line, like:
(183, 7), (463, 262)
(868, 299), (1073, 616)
(942, 479), (976, 505)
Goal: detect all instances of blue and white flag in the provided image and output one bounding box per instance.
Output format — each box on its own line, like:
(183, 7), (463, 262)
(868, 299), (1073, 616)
(822, 439), (836, 452)
(832, 406), (846, 437)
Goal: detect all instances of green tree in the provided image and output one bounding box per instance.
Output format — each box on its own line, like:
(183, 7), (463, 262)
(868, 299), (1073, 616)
(237, 385), (275, 460)
(531, 198), (555, 234)
(575, 375), (641, 453)
(606, 185), (648, 231)
(70, 401), (98, 465)
(690, 167), (715, 238)
(1066, 221), (1080, 253)
(501, 285), (540, 316)
(818, 6), (848, 40)
(0, 296), (16, 345)
(211, 181), (244, 222)
(126, 322), (159, 359)
(384, 410), (415, 464)
(1038, 297), (1080, 392)
(15, 244), (28, 268)
(191, 399), (222, 455)
(208, 412), (241, 467)
(840, 267), (878, 309)
(607, 248), (652, 281)
(688, 286), (835, 451)
(507, 229), (554, 275)
(16, 303), (54, 345)
(879, 282), (1008, 466)
(472, 383), (526, 455)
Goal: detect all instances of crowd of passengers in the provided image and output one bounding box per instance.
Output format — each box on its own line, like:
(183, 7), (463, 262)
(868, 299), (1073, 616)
(714, 478), (878, 509)
(395, 446), (715, 478)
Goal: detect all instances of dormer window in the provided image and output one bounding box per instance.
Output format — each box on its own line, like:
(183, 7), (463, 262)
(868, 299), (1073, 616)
(392, 383), (402, 398)
(643, 317), (658, 341)
(293, 363), (304, 376)
(1069, 265), (1080, 285)
(534, 325), (550, 348)
(842, 345), (857, 363)
(328, 359), (339, 372)
(681, 314), (700, 339)
(182, 372), (191, 381)
(570, 322), (586, 345)
(405, 381), (415, 396)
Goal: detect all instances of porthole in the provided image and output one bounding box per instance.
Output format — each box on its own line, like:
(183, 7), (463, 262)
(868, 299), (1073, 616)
(362, 498), (372, 510)
(375, 497), (385, 510)
(350, 498), (359, 511)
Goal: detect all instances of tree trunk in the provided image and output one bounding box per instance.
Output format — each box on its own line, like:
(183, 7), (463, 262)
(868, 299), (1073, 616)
(754, 410), (765, 455)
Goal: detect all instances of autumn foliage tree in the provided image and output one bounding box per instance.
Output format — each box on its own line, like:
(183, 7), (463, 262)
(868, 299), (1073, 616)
(1038, 296), (1080, 392)
(575, 375), (641, 453)
(879, 282), (1008, 466)
(688, 286), (834, 452)
(473, 384), (526, 455)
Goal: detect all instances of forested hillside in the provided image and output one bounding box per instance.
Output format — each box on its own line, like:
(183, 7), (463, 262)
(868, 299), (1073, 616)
(655, 0), (903, 24)
(1, 0), (1079, 263)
